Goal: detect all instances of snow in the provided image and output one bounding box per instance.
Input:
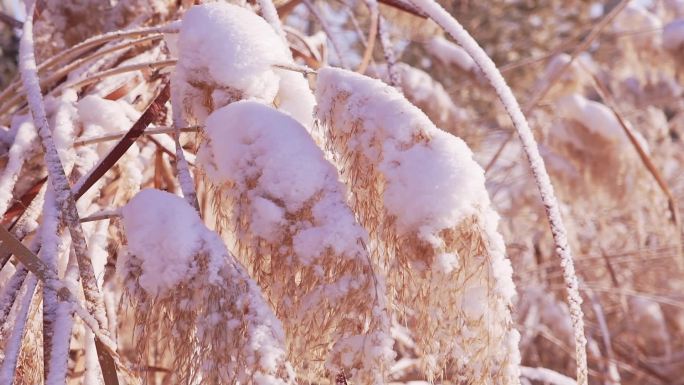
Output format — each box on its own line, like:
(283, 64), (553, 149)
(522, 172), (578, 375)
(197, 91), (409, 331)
(663, 19), (684, 50)
(121, 189), (213, 296)
(556, 94), (626, 142)
(316, 67), (486, 241)
(174, 3), (315, 127)
(198, 100), (367, 262)
(177, 3), (286, 103)
(521, 367), (577, 385)
(426, 35), (476, 72)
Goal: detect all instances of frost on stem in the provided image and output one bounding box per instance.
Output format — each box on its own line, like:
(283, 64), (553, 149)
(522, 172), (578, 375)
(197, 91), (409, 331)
(315, 67), (520, 384)
(119, 188), (294, 385)
(196, 101), (393, 384)
(408, 1), (588, 384)
(20, 0), (114, 345)
(171, 3), (315, 129)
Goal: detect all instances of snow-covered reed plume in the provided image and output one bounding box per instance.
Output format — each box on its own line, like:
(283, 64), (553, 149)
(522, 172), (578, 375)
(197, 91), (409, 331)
(196, 101), (393, 384)
(171, 3), (315, 128)
(315, 67), (521, 384)
(119, 188), (294, 385)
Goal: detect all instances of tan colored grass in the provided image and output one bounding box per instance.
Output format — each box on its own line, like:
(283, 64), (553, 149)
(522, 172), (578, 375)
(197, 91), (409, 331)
(120, 242), (294, 385)
(315, 69), (520, 384)
(201, 153), (391, 383)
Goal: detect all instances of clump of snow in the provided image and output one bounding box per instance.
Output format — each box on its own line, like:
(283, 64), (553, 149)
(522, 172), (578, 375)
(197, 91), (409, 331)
(663, 19), (684, 51)
(556, 94), (626, 143)
(177, 3), (286, 102)
(426, 36), (475, 72)
(372, 63), (469, 134)
(120, 189), (212, 296)
(173, 3), (315, 127)
(198, 100), (367, 260)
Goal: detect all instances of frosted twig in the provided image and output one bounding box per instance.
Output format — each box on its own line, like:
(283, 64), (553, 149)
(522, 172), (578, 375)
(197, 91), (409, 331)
(377, 15), (400, 87)
(0, 262), (31, 331)
(19, 4), (119, 383)
(79, 210), (121, 223)
(39, 188), (69, 381)
(0, 118), (37, 217)
(170, 86), (200, 211)
(363, 0), (401, 86)
(409, 1), (588, 384)
(272, 62), (316, 74)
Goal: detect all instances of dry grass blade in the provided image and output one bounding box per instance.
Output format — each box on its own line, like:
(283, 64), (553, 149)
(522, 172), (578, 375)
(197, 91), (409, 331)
(74, 82), (170, 200)
(1, 176), (46, 229)
(63, 59), (176, 90)
(357, 0), (379, 74)
(584, 69), (683, 267)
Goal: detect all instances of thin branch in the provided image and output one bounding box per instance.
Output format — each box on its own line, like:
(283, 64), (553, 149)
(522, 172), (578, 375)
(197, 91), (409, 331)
(0, 275), (38, 384)
(302, 0), (350, 68)
(357, 0), (379, 74)
(62, 59), (176, 90)
(170, 85), (200, 211)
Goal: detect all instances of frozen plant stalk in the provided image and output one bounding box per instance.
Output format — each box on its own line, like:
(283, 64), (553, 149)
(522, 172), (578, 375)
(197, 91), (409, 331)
(315, 67), (521, 384)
